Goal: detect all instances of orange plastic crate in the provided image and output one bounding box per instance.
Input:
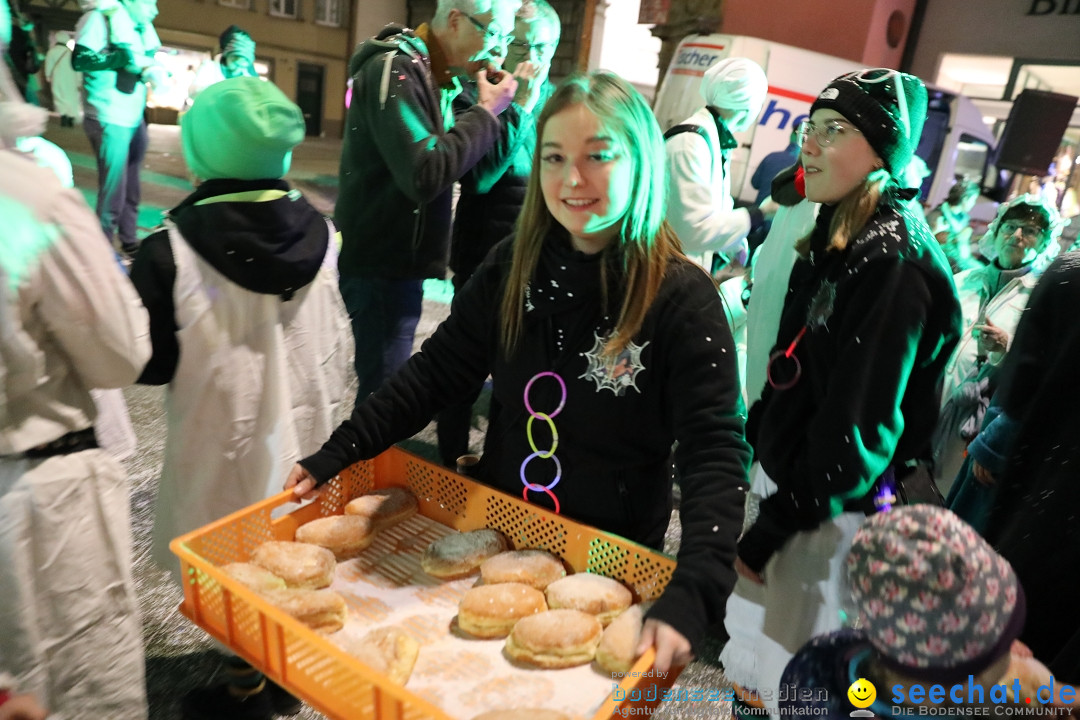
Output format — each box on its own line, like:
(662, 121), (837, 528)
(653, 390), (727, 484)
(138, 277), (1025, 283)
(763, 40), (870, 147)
(171, 447), (680, 720)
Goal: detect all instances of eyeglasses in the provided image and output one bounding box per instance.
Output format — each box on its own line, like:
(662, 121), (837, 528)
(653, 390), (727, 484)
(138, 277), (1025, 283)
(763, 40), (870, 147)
(836, 68), (911, 141)
(508, 40), (556, 60)
(999, 221), (1045, 241)
(464, 13), (513, 47)
(796, 120), (861, 147)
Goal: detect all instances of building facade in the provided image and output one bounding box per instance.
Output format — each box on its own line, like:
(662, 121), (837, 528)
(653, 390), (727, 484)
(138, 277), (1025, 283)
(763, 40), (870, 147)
(647, 0), (916, 87)
(910, 0), (1080, 107)
(908, 0), (1080, 234)
(24, 0), (353, 137)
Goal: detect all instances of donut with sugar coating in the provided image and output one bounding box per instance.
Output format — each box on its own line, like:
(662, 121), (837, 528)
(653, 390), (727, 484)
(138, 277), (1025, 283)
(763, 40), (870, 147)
(262, 588), (348, 633)
(336, 626), (420, 685)
(457, 582), (547, 638)
(480, 549), (566, 590)
(222, 562), (287, 594)
(344, 487), (418, 530)
(295, 515), (376, 560)
(251, 541), (336, 589)
(595, 604), (644, 674)
(544, 573), (632, 626)
(504, 609), (602, 668)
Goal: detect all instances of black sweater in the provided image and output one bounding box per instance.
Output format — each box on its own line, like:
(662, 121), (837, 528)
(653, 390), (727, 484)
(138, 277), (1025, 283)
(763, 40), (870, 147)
(984, 253), (1080, 673)
(301, 228), (752, 648)
(449, 80), (550, 280)
(739, 198), (961, 572)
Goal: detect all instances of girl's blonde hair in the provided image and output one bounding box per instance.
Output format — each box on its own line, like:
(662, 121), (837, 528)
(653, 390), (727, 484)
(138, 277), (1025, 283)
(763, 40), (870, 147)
(796, 167), (890, 256)
(500, 71), (689, 358)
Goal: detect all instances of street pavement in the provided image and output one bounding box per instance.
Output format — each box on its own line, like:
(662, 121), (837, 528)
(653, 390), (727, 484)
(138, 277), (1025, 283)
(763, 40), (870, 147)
(43, 116), (734, 720)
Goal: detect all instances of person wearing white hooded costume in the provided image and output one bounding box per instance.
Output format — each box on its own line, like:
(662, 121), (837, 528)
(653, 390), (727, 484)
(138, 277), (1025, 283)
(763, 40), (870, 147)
(931, 193), (1063, 494)
(720, 161), (814, 718)
(43, 30), (82, 126)
(664, 57), (775, 269)
(0, 3), (152, 717)
(1, 7), (139, 466)
(135, 76), (353, 590)
(130, 76), (352, 718)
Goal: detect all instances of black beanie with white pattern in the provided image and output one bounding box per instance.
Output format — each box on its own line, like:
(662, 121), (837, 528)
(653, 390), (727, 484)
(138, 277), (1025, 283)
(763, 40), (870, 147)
(810, 69), (928, 177)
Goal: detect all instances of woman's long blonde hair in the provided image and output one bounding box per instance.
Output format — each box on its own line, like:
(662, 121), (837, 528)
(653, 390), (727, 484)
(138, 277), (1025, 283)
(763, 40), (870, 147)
(796, 167), (891, 257)
(499, 71), (688, 358)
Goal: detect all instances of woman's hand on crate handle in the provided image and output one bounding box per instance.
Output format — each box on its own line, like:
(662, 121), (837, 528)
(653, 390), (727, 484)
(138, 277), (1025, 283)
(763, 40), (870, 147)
(285, 464), (322, 501)
(636, 619), (692, 674)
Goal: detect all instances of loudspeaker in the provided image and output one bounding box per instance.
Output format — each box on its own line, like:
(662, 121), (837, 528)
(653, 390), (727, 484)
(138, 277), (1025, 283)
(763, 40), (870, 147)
(996, 89), (1077, 176)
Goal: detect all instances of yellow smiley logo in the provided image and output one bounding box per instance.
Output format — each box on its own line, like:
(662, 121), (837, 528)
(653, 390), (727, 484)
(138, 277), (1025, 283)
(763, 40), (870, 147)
(848, 678), (877, 709)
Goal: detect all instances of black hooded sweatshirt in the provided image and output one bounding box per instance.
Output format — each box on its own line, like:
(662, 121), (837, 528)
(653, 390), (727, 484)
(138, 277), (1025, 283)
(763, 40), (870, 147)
(983, 252), (1080, 675)
(299, 228), (752, 650)
(130, 179), (329, 384)
(739, 194), (962, 572)
(449, 80), (552, 280)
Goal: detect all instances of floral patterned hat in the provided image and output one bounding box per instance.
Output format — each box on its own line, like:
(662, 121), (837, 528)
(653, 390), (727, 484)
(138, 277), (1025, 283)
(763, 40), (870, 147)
(846, 506), (1026, 683)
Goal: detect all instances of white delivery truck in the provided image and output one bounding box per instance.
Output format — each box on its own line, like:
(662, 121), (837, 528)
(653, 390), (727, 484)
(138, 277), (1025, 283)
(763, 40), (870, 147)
(652, 34), (996, 210)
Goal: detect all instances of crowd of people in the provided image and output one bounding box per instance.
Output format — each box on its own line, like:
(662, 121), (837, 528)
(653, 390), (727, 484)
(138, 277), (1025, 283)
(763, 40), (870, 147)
(2, 0), (1079, 718)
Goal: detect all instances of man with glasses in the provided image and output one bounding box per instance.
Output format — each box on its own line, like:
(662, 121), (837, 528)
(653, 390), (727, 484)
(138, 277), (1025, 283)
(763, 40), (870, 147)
(437, 0), (560, 469)
(665, 57), (776, 272)
(336, 0), (521, 405)
(502, 0), (559, 113)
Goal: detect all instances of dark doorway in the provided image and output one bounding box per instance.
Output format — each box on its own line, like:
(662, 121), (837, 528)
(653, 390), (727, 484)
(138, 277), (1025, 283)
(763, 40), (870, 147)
(296, 62), (324, 137)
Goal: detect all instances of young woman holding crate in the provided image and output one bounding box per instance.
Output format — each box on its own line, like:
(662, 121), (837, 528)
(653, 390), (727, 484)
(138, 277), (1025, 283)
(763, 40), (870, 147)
(287, 70), (752, 673)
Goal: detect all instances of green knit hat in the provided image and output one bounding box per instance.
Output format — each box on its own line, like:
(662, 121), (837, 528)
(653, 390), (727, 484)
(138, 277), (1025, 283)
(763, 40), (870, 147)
(810, 69), (928, 177)
(181, 77), (305, 181)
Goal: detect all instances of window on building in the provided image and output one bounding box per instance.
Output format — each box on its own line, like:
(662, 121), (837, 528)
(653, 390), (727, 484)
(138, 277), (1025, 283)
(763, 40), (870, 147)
(269, 0), (299, 19)
(315, 0), (343, 26)
(218, 0), (251, 9)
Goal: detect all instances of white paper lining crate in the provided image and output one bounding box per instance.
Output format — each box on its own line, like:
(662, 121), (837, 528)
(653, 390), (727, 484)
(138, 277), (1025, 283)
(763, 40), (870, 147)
(171, 447), (680, 719)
